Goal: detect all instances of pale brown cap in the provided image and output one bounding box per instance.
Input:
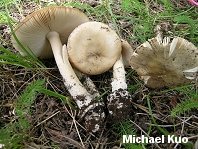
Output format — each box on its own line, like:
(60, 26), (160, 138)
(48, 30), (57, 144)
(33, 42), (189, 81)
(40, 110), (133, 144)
(11, 6), (89, 59)
(67, 21), (122, 75)
(130, 37), (198, 88)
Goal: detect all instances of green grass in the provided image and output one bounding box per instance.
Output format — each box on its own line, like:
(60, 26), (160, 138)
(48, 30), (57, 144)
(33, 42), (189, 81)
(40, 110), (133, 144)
(0, 80), (45, 148)
(146, 93), (194, 148)
(159, 84), (198, 117)
(0, 46), (43, 68)
(146, 84), (198, 118)
(0, 0), (198, 148)
(0, 12), (7, 24)
(113, 121), (143, 149)
(0, 79), (69, 148)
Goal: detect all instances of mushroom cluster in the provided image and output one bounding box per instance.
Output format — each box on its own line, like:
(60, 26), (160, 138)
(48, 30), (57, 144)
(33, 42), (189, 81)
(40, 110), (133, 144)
(11, 6), (106, 133)
(12, 5), (197, 134)
(66, 21), (134, 125)
(11, 6), (134, 133)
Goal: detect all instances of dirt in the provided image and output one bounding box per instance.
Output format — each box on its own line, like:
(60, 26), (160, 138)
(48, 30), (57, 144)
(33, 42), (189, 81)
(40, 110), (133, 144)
(0, 0), (198, 149)
(107, 88), (133, 124)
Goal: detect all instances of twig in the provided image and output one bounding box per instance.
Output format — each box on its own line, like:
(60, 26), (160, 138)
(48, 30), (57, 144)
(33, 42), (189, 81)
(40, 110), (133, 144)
(35, 110), (60, 127)
(174, 117), (185, 148)
(63, 105), (85, 148)
(131, 101), (167, 123)
(129, 120), (162, 149)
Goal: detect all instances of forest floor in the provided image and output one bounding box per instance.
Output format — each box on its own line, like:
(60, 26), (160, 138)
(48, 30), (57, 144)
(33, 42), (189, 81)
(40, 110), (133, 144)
(0, 0), (198, 149)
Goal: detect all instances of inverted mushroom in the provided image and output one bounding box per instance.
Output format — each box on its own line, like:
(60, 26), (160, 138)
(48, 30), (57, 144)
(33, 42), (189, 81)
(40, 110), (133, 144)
(67, 21), (122, 75)
(130, 36), (198, 89)
(11, 6), (105, 133)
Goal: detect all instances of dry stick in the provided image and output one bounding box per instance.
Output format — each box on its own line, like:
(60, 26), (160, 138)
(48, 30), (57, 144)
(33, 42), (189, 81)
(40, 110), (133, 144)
(35, 110), (60, 127)
(63, 104), (97, 138)
(11, 73), (39, 100)
(63, 105), (85, 148)
(84, 134), (95, 149)
(131, 101), (167, 123)
(129, 120), (161, 149)
(45, 127), (85, 149)
(173, 115), (198, 148)
(71, 110), (85, 148)
(99, 137), (108, 149)
(174, 118), (185, 148)
(62, 135), (86, 149)
(95, 129), (105, 149)
(147, 115), (198, 129)
(177, 115), (198, 129)
(146, 122), (182, 128)
(188, 135), (198, 140)
(0, 66), (21, 86)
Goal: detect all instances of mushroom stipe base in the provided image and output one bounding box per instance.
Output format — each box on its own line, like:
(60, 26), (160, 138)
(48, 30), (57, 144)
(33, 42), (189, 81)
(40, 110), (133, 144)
(107, 88), (133, 124)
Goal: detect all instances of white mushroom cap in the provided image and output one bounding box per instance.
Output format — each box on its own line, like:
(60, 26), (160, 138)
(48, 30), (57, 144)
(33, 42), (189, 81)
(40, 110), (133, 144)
(130, 37), (198, 88)
(11, 6), (89, 59)
(67, 21), (122, 75)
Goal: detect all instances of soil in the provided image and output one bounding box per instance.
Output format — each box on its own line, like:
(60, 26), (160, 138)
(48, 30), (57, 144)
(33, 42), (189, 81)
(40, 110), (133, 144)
(0, 0), (198, 149)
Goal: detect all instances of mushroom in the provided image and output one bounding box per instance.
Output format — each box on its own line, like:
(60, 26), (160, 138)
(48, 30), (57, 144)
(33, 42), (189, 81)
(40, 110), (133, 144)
(109, 39), (133, 91)
(67, 21), (122, 75)
(62, 45), (105, 133)
(11, 6), (105, 133)
(130, 36), (198, 88)
(11, 6), (89, 58)
(66, 22), (134, 123)
(107, 40), (134, 124)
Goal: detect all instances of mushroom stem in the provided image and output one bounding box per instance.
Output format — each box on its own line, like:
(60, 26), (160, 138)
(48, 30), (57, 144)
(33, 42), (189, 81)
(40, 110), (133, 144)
(74, 69), (100, 99)
(107, 55), (132, 124)
(46, 31), (105, 133)
(46, 31), (88, 99)
(111, 55), (127, 91)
